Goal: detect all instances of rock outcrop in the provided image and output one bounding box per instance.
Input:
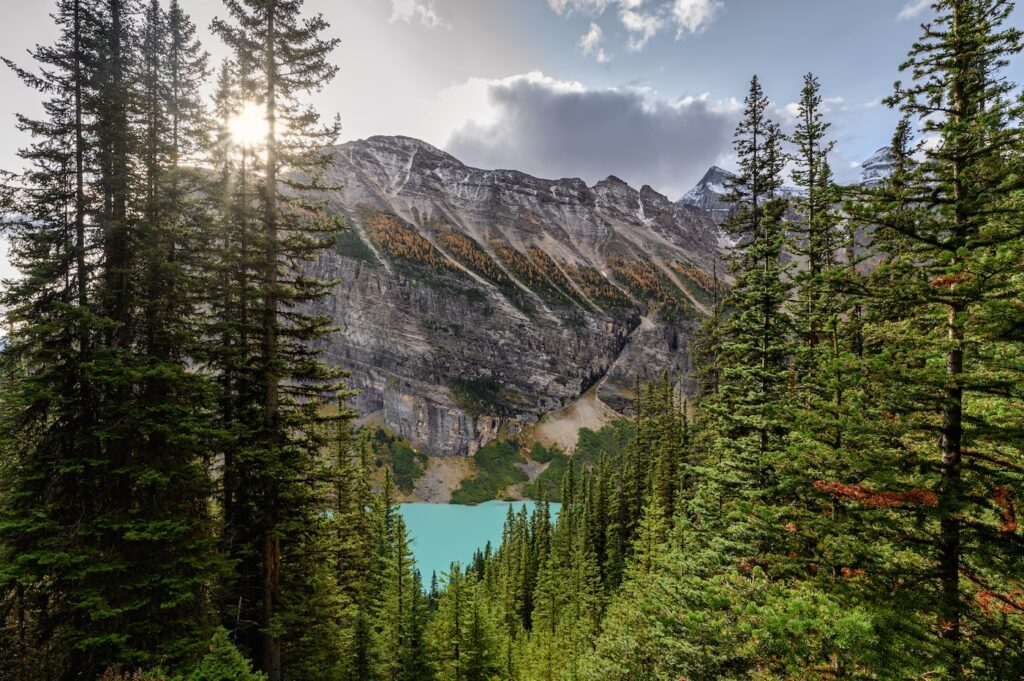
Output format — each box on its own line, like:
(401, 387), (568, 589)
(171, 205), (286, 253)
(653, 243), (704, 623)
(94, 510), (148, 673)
(309, 136), (721, 456)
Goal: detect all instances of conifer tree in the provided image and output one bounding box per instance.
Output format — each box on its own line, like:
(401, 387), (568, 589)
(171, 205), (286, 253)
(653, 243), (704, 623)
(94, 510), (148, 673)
(788, 72), (842, 351)
(846, 1), (1024, 674)
(0, 0), (104, 671)
(211, 1), (342, 676)
(428, 563), (501, 681)
(375, 514), (431, 681)
(1, 0), (221, 673)
(722, 75), (785, 248)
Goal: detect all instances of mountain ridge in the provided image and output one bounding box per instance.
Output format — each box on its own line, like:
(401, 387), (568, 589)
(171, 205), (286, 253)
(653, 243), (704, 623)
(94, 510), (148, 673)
(309, 135), (721, 457)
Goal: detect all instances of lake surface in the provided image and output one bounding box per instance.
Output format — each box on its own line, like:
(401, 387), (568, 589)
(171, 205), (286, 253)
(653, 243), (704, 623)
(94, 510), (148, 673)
(398, 501), (560, 586)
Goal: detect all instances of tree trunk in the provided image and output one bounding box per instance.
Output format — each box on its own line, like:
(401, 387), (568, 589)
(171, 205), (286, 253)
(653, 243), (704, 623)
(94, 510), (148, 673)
(261, 4), (282, 679)
(938, 302), (963, 672)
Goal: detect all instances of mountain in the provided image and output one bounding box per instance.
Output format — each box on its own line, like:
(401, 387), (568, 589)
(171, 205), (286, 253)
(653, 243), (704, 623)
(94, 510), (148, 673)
(678, 165), (736, 224)
(309, 136), (721, 457)
(678, 147), (896, 221)
(859, 147), (895, 187)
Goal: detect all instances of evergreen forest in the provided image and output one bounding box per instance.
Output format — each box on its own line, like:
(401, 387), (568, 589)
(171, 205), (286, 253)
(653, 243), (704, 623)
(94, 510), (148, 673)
(0, 0), (1022, 679)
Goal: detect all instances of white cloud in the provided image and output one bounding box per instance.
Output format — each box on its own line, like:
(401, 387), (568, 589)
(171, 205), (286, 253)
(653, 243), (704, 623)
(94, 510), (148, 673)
(549, 0), (724, 52)
(579, 22), (613, 62)
(580, 22), (603, 52)
(391, 0), (448, 29)
(897, 0), (931, 21)
(780, 95), (847, 122)
(620, 9), (663, 51)
(824, 96), (846, 111)
(671, 0), (723, 36)
(548, 0), (616, 14)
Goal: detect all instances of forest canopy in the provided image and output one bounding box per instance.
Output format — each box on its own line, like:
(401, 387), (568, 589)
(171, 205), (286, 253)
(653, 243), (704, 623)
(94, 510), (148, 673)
(0, 0), (1022, 679)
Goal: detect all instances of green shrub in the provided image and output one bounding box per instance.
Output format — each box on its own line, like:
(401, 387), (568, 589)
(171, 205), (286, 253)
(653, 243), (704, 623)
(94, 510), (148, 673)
(186, 628), (266, 681)
(523, 451), (569, 501)
(573, 420), (635, 468)
(528, 441), (561, 464)
(364, 426), (427, 493)
(524, 420), (635, 502)
(451, 440), (528, 504)
(103, 630), (265, 681)
(335, 227), (378, 264)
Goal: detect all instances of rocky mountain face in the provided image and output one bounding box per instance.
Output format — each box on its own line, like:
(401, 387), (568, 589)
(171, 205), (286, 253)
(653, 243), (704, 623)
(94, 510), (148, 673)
(678, 165), (736, 225)
(310, 136), (721, 456)
(859, 147), (895, 187)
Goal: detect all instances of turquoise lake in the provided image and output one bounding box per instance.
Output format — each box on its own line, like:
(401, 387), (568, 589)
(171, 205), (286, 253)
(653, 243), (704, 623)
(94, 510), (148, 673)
(398, 501), (560, 586)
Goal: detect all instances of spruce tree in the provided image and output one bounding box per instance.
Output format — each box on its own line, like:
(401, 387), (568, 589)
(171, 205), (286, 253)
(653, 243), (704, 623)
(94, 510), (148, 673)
(847, 1), (1024, 674)
(1, 0), (221, 673)
(211, 1), (342, 677)
(428, 563), (501, 681)
(788, 72), (842, 351)
(375, 514), (431, 681)
(722, 75), (785, 249)
(0, 0), (104, 671)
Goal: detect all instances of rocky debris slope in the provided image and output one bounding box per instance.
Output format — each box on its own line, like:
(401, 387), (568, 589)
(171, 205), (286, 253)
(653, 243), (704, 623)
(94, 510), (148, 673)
(309, 136), (721, 456)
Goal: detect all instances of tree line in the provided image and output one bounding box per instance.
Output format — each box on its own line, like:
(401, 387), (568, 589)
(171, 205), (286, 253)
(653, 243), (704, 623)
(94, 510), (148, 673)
(1, 0), (1022, 679)
(427, 1), (1024, 677)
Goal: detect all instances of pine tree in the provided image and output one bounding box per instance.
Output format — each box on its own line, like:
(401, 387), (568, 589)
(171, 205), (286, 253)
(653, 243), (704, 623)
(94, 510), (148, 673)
(375, 514), (431, 681)
(846, 1), (1024, 674)
(0, 0), (104, 671)
(1, 0), (221, 673)
(788, 72), (842, 351)
(211, 1), (342, 677)
(202, 55), (270, 662)
(429, 563), (501, 681)
(722, 75), (785, 249)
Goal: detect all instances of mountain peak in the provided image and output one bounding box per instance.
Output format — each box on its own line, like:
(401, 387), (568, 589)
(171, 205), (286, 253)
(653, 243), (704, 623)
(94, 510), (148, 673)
(362, 134), (447, 154)
(598, 175), (631, 187)
(317, 134), (722, 456)
(677, 166), (735, 224)
(702, 165), (734, 181)
(860, 146), (895, 187)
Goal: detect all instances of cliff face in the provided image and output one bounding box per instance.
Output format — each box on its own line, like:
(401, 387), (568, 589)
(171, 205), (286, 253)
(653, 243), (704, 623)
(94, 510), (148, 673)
(310, 136), (721, 456)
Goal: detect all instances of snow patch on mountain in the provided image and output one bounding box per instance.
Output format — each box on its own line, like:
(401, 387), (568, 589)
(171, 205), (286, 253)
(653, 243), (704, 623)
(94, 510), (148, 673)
(859, 147), (895, 187)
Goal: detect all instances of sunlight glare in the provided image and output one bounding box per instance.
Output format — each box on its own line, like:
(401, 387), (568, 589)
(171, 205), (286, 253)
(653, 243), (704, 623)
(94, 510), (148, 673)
(228, 102), (269, 147)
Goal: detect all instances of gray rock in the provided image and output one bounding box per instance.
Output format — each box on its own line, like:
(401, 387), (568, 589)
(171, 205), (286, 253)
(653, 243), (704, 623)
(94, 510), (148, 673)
(309, 135), (721, 455)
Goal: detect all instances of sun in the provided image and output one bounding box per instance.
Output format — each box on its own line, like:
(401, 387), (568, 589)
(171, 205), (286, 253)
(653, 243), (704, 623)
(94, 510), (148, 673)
(227, 102), (269, 147)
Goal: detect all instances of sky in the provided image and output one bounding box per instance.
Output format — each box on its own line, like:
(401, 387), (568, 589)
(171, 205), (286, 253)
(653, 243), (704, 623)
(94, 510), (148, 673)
(0, 0), (1022, 280)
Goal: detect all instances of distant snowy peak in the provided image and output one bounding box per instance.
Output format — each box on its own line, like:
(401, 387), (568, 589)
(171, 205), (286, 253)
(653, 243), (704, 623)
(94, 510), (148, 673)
(860, 146), (895, 187)
(677, 165), (803, 226)
(680, 145), (897, 223)
(680, 166), (734, 202)
(678, 166), (736, 224)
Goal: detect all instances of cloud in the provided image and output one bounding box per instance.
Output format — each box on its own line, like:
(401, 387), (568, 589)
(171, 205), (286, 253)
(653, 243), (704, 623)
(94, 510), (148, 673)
(671, 0), (723, 36)
(579, 22), (612, 62)
(549, 0), (723, 51)
(391, 0), (448, 29)
(897, 0), (931, 21)
(779, 95), (847, 122)
(620, 9), (664, 51)
(443, 72), (737, 198)
(548, 0), (616, 13)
